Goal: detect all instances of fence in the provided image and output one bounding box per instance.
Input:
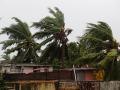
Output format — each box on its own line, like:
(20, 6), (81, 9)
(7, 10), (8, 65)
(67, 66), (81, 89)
(100, 81), (120, 90)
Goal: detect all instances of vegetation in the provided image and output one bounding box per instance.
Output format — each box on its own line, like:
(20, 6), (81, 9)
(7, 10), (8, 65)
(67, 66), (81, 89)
(33, 7), (72, 67)
(76, 22), (120, 80)
(0, 7), (120, 80)
(0, 18), (39, 63)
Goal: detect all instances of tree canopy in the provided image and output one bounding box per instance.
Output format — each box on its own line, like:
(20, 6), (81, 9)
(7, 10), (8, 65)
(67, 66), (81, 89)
(33, 7), (72, 67)
(0, 17), (39, 63)
(0, 7), (120, 81)
(76, 21), (120, 80)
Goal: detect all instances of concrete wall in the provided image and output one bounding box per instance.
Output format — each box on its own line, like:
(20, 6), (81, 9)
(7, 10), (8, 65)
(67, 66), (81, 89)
(100, 81), (120, 90)
(85, 71), (94, 80)
(21, 82), (55, 90)
(59, 82), (78, 90)
(60, 81), (120, 90)
(7, 81), (120, 90)
(22, 67), (33, 74)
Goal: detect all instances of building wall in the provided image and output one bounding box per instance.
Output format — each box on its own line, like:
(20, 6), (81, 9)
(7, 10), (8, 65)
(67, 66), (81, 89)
(22, 67), (33, 74)
(7, 81), (56, 90)
(76, 70), (95, 81)
(8, 81), (120, 90)
(2, 66), (11, 73)
(21, 83), (55, 90)
(76, 71), (85, 81)
(85, 71), (94, 80)
(0, 65), (53, 74)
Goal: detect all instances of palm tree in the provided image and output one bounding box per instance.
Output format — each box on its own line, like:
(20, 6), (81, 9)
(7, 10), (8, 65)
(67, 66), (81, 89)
(75, 21), (119, 80)
(0, 17), (39, 63)
(0, 54), (11, 64)
(33, 7), (72, 67)
(80, 22), (114, 53)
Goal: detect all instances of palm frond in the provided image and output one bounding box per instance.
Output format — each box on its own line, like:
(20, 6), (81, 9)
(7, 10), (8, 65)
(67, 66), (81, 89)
(98, 49), (117, 68)
(0, 40), (18, 50)
(74, 52), (102, 65)
(12, 17), (31, 37)
(33, 31), (54, 39)
(5, 47), (20, 54)
(1, 54), (11, 61)
(40, 41), (60, 63)
(40, 36), (54, 46)
(87, 22), (113, 40)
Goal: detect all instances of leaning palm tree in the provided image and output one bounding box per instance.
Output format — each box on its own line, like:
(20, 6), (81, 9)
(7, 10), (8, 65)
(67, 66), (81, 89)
(0, 17), (39, 63)
(33, 7), (72, 67)
(75, 21), (119, 80)
(80, 22), (114, 54)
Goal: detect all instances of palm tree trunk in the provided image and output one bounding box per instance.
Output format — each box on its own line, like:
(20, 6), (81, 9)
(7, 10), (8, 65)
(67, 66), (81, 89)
(60, 29), (66, 68)
(61, 44), (65, 68)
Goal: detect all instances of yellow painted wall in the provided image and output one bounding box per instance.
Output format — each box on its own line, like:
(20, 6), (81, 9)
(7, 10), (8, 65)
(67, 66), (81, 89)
(94, 69), (104, 80)
(21, 82), (55, 90)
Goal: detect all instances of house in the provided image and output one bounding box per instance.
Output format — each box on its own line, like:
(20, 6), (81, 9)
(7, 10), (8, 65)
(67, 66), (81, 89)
(0, 63), (100, 90)
(0, 63), (53, 74)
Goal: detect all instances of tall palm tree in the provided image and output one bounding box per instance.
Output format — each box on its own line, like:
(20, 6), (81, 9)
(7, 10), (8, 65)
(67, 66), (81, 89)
(33, 7), (72, 67)
(75, 21), (119, 80)
(0, 17), (39, 63)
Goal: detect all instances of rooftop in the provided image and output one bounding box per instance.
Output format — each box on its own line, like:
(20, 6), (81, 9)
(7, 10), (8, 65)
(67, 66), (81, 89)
(0, 63), (52, 67)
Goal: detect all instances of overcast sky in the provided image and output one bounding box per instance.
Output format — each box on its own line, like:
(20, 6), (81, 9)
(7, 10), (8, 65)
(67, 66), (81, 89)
(0, 0), (120, 58)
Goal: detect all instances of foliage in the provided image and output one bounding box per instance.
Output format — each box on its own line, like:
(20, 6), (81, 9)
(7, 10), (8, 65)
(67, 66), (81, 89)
(33, 7), (72, 67)
(75, 52), (105, 66)
(77, 21), (119, 80)
(79, 22), (113, 54)
(0, 17), (39, 63)
(1, 54), (10, 61)
(0, 7), (120, 80)
(67, 42), (80, 67)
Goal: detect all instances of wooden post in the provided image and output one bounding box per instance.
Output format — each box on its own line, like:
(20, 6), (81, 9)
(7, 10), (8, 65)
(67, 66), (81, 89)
(73, 65), (77, 81)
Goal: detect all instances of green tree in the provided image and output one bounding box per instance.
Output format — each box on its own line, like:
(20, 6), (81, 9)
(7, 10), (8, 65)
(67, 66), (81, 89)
(0, 17), (39, 63)
(33, 7), (72, 67)
(50, 42), (79, 67)
(0, 54), (11, 64)
(67, 42), (80, 67)
(76, 21), (119, 80)
(1, 54), (10, 61)
(79, 22), (114, 54)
